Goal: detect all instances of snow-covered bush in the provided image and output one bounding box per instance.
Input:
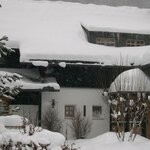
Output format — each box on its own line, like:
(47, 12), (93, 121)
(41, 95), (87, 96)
(0, 115), (65, 150)
(61, 143), (80, 150)
(0, 115), (26, 127)
(0, 127), (65, 150)
(0, 36), (22, 115)
(0, 36), (13, 56)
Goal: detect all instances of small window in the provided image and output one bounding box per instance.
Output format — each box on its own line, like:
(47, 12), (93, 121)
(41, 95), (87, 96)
(92, 106), (102, 118)
(83, 105), (86, 117)
(96, 38), (115, 46)
(126, 39), (145, 47)
(65, 105), (75, 118)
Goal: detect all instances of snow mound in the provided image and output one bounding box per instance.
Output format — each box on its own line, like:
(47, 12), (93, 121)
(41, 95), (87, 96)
(0, 124), (6, 134)
(32, 129), (65, 146)
(0, 115), (25, 127)
(0, 128), (65, 150)
(73, 132), (150, 150)
(32, 61), (49, 67)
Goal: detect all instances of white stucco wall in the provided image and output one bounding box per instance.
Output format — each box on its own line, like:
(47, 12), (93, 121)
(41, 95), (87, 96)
(41, 88), (110, 139)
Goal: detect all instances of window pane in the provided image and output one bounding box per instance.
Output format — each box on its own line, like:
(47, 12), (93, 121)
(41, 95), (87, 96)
(92, 106), (102, 118)
(96, 38), (115, 46)
(126, 39), (145, 47)
(65, 105), (75, 117)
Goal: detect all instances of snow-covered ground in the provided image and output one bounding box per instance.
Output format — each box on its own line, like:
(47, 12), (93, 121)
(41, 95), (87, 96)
(0, 0), (150, 65)
(0, 127), (65, 149)
(0, 115), (150, 150)
(67, 132), (150, 150)
(0, 115), (65, 149)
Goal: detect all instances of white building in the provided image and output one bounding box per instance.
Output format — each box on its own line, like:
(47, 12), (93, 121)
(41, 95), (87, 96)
(0, 0), (150, 139)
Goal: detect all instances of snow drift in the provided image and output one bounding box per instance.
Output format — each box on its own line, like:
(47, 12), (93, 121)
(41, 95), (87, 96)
(72, 132), (150, 150)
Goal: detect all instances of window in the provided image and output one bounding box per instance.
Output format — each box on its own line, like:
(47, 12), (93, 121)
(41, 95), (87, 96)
(83, 105), (86, 117)
(96, 38), (115, 46)
(92, 106), (102, 118)
(65, 105), (75, 118)
(126, 39), (145, 47)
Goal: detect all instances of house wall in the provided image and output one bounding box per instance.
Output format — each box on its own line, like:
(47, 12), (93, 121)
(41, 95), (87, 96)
(41, 88), (110, 139)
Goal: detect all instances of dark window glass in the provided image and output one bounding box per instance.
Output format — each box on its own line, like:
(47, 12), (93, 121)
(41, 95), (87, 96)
(65, 105), (75, 118)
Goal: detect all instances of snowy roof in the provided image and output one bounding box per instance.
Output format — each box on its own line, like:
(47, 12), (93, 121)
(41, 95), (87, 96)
(0, 70), (60, 91)
(1, 0), (150, 66)
(109, 68), (150, 92)
(81, 15), (150, 34)
(20, 77), (60, 91)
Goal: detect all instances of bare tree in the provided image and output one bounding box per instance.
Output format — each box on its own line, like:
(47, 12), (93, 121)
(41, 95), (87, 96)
(70, 109), (92, 139)
(42, 108), (63, 132)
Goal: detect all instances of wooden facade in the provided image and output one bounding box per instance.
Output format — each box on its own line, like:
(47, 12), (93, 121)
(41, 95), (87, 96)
(82, 25), (150, 47)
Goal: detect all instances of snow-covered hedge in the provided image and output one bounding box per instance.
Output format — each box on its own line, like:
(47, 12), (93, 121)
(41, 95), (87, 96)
(0, 115), (65, 150)
(0, 115), (25, 127)
(0, 128), (65, 149)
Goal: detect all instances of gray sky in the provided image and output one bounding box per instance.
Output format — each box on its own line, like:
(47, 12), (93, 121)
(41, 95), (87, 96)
(43, 0), (150, 8)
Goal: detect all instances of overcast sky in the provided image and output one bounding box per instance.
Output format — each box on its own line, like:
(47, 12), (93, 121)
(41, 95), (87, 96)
(43, 0), (150, 8)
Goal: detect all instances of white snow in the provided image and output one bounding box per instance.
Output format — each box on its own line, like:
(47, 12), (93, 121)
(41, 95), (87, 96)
(58, 62), (66, 68)
(81, 11), (150, 34)
(0, 115), (149, 150)
(0, 115), (65, 149)
(0, 71), (22, 79)
(21, 79), (60, 91)
(0, 71), (60, 91)
(109, 68), (150, 92)
(0, 128), (65, 150)
(68, 132), (150, 150)
(0, 0), (150, 66)
(32, 61), (49, 67)
(0, 115), (25, 127)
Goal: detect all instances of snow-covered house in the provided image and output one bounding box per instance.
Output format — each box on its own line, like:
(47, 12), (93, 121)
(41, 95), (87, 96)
(0, 0), (150, 139)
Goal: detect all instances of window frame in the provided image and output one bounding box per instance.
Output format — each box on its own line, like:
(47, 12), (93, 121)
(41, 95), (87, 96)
(96, 37), (116, 46)
(92, 105), (102, 119)
(126, 39), (145, 47)
(64, 105), (75, 118)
